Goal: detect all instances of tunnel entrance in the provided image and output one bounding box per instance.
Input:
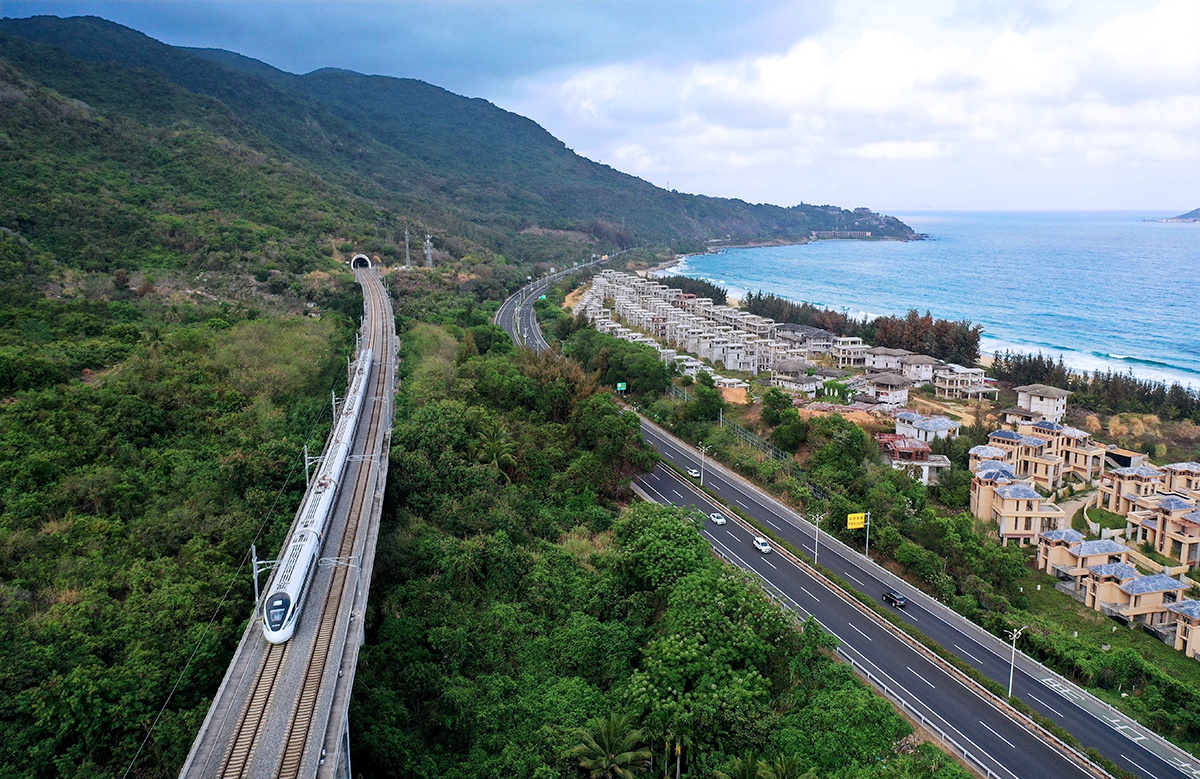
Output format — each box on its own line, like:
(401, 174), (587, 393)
(350, 254), (371, 269)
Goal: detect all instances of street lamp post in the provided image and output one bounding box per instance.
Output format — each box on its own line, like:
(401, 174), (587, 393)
(1007, 625), (1028, 698)
(698, 443), (711, 487)
(808, 511), (825, 565)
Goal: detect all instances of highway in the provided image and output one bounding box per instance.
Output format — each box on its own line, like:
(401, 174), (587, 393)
(642, 420), (1200, 779)
(498, 274), (1200, 779)
(637, 462), (1094, 779)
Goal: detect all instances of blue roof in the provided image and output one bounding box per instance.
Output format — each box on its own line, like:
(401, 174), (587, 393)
(1041, 528), (1085, 543)
(1019, 436), (1048, 448)
(1033, 421), (1064, 431)
(1168, 600), (1200, 619)
(915, 416), (961, 431)
(970, 445), (1008, 458)
(975, 459), (1016, 476)
(1070, 539), (1128, 556)
(895, 410), (923, 422)
(1088, 562), (1139, 579)
(995, 483), (1043, 500)
(1159, 496), (1196, 511)
(990, 429), (1022, 442)
(1111, 466), (1164, 478)
(1121, 574), (1187, 595)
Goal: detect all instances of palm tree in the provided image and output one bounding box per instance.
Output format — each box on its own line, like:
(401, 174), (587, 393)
(470, 417), (517, 481)
(762, 756), (816, 779)
(571, 713), (651, 779)
(714, 750), (770, 779)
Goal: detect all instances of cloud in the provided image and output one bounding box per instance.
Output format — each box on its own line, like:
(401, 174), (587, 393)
(513, 0), (1200, 209)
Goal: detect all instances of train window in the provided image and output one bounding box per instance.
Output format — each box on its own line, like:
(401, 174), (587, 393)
(265, 594), (291, 630)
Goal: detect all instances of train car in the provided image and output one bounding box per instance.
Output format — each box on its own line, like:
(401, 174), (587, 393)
(262, 347), (373, 643)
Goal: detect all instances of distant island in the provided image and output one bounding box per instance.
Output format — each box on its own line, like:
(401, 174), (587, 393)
(1160, 207), (1200, 223)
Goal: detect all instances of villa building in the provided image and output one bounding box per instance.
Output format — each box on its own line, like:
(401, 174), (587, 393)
(898, 354), (941, 386)
(1126, 495), (1200, 570)
(864, 373), (912, 405)
(1098, 465), (1166, 515)
(988, 481), (1066, 545)
(1168, 601), (1200, 658)
(831, 336), (868, 369)
(933, 363), (999, 400)
(896, 411), (961, 442)
(1011, 384), (1073, 424)
(866, 346), (912, 372)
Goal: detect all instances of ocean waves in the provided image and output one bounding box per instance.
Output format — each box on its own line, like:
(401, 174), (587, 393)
(671, 211), (1200, 387)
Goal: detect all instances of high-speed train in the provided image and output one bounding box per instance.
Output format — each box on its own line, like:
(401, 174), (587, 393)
(262, 347), (373, 644)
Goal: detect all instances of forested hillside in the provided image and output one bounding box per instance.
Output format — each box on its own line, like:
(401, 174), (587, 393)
(0, 14), (916, 265)
(0, 13), (944, 778)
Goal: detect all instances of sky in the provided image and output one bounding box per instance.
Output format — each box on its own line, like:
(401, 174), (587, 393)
(3, 0), (1198, 213)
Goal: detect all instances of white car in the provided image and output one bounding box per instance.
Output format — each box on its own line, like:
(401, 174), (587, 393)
(709, 512), (727, 525)
(752, 537), (772, 554)
(686, 468), (701, 478)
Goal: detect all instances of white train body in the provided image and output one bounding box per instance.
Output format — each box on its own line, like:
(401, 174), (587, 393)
(262, 348), (373, 644)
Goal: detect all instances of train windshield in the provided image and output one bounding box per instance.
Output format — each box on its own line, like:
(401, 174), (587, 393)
(265, 594), (291, 631)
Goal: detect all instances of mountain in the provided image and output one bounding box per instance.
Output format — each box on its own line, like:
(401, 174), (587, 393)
(0, 15), (916, 270)
(1171, 208), (1200, 221)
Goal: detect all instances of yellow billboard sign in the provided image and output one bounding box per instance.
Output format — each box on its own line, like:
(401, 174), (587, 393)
(847, 512), (866, 529)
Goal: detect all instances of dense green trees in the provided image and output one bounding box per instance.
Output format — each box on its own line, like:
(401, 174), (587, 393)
(0, 303), (355, 777)
(990, 350), (1200, 422)
(565, 329), (674, 397)
(744, 293), (981, 365)
(351, 324), (964, 778)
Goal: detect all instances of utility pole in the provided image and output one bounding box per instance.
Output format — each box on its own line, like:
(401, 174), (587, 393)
(698, 443), (711, 487)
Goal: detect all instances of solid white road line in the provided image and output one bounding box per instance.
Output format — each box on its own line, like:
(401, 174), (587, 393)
(977, 721), (1016, 749)
(907, 666), (936, 689)
(1028, 694), (1064, 718)
(1120, 754), (1157, 779)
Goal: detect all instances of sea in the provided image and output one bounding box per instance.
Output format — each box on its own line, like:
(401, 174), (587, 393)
(661, 211), (1200, 388)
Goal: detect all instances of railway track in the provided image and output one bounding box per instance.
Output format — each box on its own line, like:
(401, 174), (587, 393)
(209, 268), (391, 779)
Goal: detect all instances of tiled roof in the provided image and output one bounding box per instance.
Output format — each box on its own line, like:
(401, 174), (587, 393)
(1014, 383), (1072, 399)
(1033, 421), (1064, 432)
(1070, 539), (1128, 557)
(900, 354), (940, 365)
(1019, 436), (1048, 448)
(1168, 600), (1200, 620)
(1120, 574), (1187, 595)
(1088, 562), (1139, 580)
(895, 410), (923, 422)
(1159, 496), (1196, 512)
(990, 429), (1022, 442)
(870, 373), (912, 387)
(995, 483), (1043, 500)
(975, 459), (1016, 477)
(1110, 466), (1164, 478)
(868, 346), (912, 356)
(1165, 462), (1200, 474)
(1060, 426), (1092, 439)
(914, 416), (961, 431)
(1040, 528), (1085, 543)
(969, 445), (1008, 458)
